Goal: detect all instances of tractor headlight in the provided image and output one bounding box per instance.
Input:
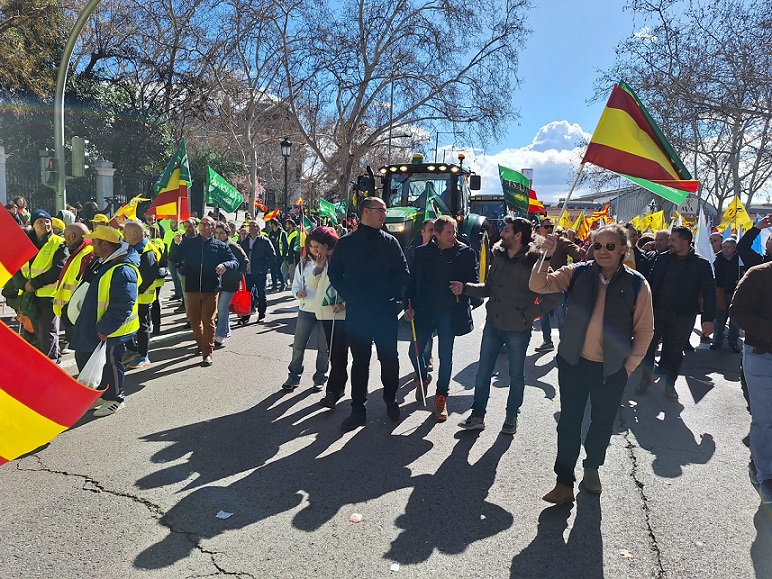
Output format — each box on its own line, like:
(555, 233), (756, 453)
(386, 223), (406, 233)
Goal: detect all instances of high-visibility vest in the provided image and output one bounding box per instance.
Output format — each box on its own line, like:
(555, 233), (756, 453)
(97, 262), (141, 338)
(137, 242), (162, 304)
(52, 244), (94, 316)
(286, 230), (299, 254)
(149, 238), (166, 291)
(20, 234), (65, 298)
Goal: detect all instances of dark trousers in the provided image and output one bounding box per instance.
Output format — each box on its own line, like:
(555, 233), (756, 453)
(76, 342), (127, 402)
(270, 260), (284, 289)
(347, 312), (399, 413)
(135, 304), (152, 356)
(321, 318), (349, 398)
(245, 271), (267, 316)
(555, 355), (628, 486)
(35, 297), (60, 363)
(151, 288), (161, 332)
(640, 309), (694, 387)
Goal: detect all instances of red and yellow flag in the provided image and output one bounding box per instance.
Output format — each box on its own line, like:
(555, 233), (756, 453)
(582, 81), (699, 204)
(0, 321), (102, 465)
(254, 201), (267, 212)
(263, 208), (280, 221)
(112, 194), (150, 224)
(573, 211), (591, 242)
(528, 189), (545, 214)
(147, 139), (191, 220)
(0, 209), (38, 287)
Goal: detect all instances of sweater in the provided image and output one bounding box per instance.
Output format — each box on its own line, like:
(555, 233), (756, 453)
(730, 261), (772, 353)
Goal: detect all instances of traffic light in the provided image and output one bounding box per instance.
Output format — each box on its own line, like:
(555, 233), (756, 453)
(71, 136), (86, 177)
(39, 149), (58, 187)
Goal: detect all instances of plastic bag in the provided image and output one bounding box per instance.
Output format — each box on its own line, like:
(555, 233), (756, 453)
(228, 275), (252, 316)
(77, 342), (107, 389)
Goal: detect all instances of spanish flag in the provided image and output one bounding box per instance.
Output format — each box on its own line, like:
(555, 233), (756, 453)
(263, 208), (280, 221)
(582, 81), (699, 205)
(528, 189), (545, 215)
(0, 322), (102, 465)
(0, 208), (38, 287)
(147, 139), (191, 220)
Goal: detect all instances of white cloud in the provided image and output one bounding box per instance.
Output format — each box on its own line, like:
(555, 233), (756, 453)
(451, 121), (592, 204)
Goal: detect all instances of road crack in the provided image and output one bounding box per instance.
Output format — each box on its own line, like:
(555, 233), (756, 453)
(16, 455), (255, 578)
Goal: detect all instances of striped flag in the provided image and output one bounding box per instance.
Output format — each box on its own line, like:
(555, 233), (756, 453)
(0, 209), (38, 287)
(528, 189), (545, 214)
(582, 81), (699, 204)
(263, 208), (280, 221)
(0, 321), (102, 465)
(147, 139), (191, 220)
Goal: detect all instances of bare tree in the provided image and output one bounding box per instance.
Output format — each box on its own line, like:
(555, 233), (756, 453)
(596, 0), (772, 214)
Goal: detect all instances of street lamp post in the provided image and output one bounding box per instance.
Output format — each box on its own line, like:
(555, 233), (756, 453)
(281, 137), (292, 215)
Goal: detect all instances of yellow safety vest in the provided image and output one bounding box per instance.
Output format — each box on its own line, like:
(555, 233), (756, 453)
(52, 244), (94, 316)
(149, 238), (166, 291)
(20, 234), (65, 298)
(97, 262), (141, 338)
(137, 242), (162, 305)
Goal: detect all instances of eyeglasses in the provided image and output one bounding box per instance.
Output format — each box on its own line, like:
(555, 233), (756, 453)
(593, 242), (618, 251)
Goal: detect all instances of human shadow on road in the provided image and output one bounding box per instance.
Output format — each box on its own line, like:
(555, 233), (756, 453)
(134, 392), (434, 570)
(617, 392), (715, 478)
(509, 492), (603, 578)
(752, 505), (772, 578)
(386, 432), (514, 564)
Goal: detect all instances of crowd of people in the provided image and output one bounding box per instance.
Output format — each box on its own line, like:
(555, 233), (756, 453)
(3, 194), (771, 506)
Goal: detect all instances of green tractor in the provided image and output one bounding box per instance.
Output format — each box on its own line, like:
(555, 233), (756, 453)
(363, 153), (493, 280)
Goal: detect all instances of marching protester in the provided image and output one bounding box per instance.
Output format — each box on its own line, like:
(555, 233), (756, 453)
(281, 229), (330, 392)
(239, 218), (275, 324)
(267, 218), (287, 292)
(637, 226), (715, 400)
(52, 223), (95, 351)
(71, 226), (140, 416)
(328, 196), (410, 431)
(122, 221), (161, 369)
(284, 219), (300, 281)
(453, 216), (561, 434)
(711, 236), (742, 352)
(730, 260), (772, 504)
(405, 219), (436, 374)
(737, 214), (772, 268)
(12, 209), (68, 362)
(405, 215), (477, 422)
(304, 227), (349, 409)
(170, 216), (239, 366)
(530, 224), (654, 503)
(214, 223), (249, 346)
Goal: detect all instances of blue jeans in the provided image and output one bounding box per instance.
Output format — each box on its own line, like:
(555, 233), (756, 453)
(287, 310), (329, 384)
(540, 304), (566, 343)
(745, 345), (772, 483)
(216, 290), (235, 339)
(408, 309), (454, 396)
(168, 261), (183, 297)
(471, 323), (532, 419)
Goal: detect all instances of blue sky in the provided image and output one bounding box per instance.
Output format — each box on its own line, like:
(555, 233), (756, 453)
(451, 1), (641, 203)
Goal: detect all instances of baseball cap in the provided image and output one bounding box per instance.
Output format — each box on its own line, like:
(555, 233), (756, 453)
(84, 225), (122, 243)
(91, 213), (109, 223)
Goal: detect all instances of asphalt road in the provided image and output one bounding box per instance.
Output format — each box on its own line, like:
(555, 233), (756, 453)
(1, 286), (769, 579)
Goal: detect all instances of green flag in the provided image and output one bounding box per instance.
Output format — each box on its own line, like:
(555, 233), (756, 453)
(334, 199), (347, 215)
(205, 167), (244, 213)
(498, 165), (530, 214)
(613, 172), (690, 205)
(319, 198), (338, 225)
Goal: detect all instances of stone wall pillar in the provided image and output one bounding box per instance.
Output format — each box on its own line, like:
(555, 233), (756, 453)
(0, 146), (7, 205)
(94, 160), (115, 209)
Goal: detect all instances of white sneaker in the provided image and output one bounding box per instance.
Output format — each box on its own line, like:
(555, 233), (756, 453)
(93, 400), (124, 416)
(90, 397), (106, 410)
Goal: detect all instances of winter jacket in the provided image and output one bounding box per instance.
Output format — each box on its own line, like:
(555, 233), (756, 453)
(240, 234), (275, 275)
(647, 249), (716, 321)
(307, 262), (345, 321)
(737, 226), (770, 268)
(169, 235), (238, 292)
(291, 259), (319, 313)
(463, 242), (562, 332)
(328, 224), (410, 316)
(730, 261), (772, 353)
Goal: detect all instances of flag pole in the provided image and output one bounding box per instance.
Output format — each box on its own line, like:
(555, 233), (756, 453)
(537, 163), (585, 272)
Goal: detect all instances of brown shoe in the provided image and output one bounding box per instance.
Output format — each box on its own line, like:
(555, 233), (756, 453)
(414, 374), (431, 403)
(582, 468), (602, 494)
(434, 394), (448, 422)
(542, 483), (575, 504)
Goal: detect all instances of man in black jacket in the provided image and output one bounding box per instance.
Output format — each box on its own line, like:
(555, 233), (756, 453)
(239, 218), (275, 323)
(637, 226), (716, 400)
(328, 196), (410, 431)
(405, 216), (477, 422)
(170, 216), (238, 366)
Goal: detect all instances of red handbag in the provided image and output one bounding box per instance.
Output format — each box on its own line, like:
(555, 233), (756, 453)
(228, 275), (252, 316)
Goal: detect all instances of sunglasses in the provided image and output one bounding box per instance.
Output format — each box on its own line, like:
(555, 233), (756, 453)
(593, 242), (618, 251)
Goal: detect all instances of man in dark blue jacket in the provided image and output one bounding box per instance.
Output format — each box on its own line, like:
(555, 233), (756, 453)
(170, 216), (238, 366)
(637, 226), (716, 400)
(405, 215), (477, 422)
(71, 226), (139, 416)
(328, 196), (410, 431)
(239, 218), (275, 323)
